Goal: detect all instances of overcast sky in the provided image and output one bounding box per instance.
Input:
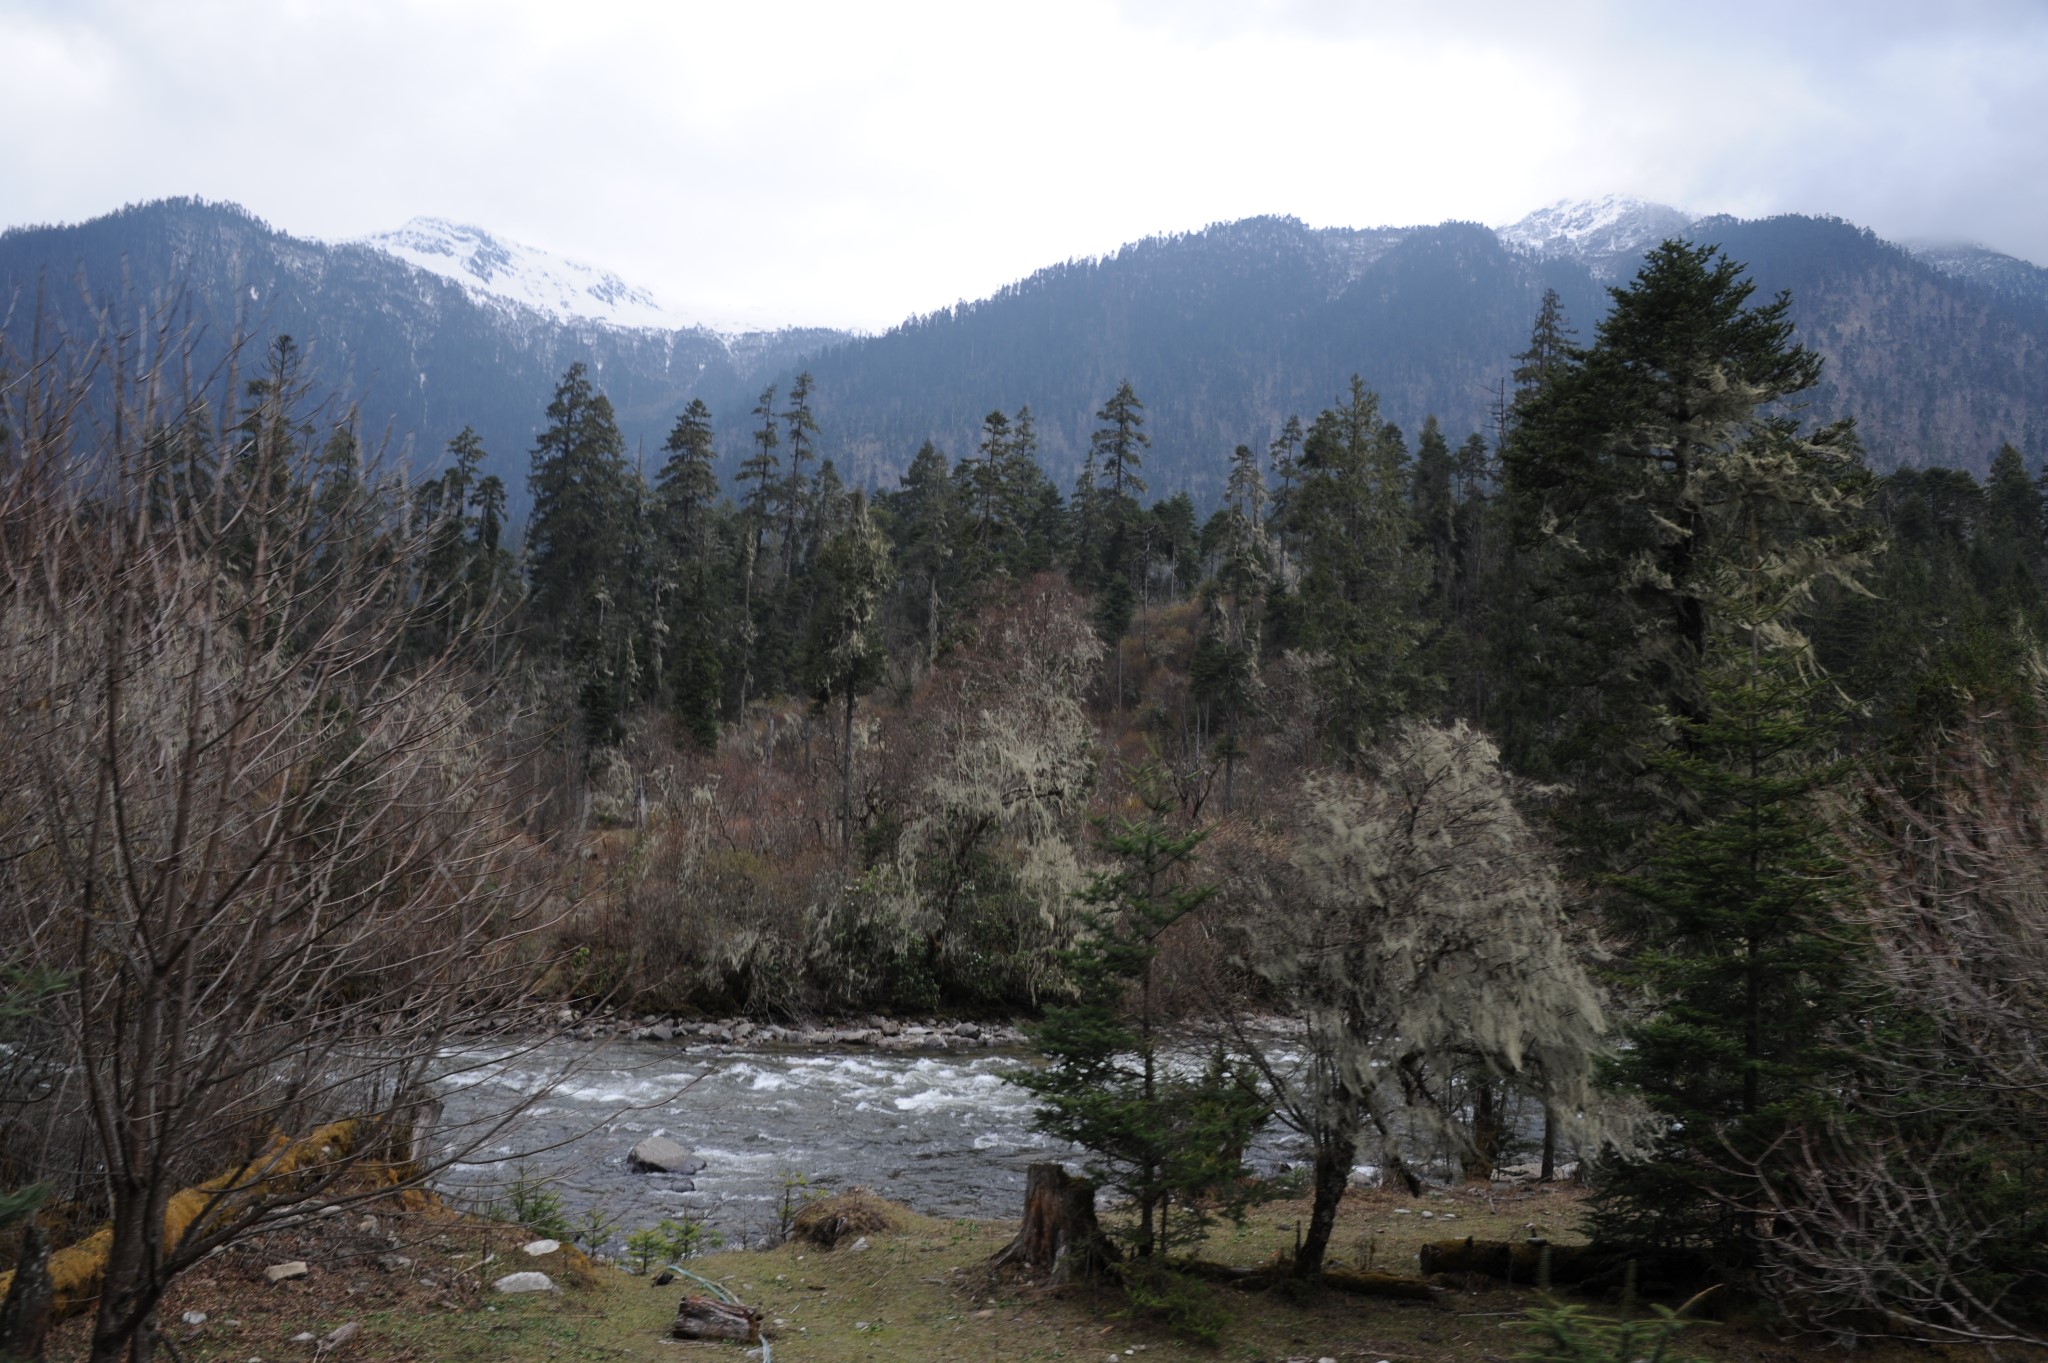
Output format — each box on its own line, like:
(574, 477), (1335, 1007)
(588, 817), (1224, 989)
(4, 0), (2044, 331)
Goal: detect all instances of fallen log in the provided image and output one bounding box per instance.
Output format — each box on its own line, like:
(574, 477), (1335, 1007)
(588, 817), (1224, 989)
(1179, 1258), (1436, 1301)
(1418, 1236), (1600, 1285)
(1323, 1267), (1440, 1301)
(670, 1294), (762, 1342)
(1417, 1238), (1711, 1295)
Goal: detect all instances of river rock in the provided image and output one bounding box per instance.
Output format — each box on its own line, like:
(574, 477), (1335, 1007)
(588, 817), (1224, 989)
(628, 1135), (706, 1175)
(493, 1271), (556, 1293)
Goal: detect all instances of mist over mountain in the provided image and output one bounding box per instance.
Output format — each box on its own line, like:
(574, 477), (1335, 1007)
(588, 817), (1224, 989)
(4, 195), (2045, 520)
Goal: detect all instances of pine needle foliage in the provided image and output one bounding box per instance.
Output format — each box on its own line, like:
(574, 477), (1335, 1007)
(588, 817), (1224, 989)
(1015, 773), (1264, 1261)
(1592, 524), (1865, 1270)
(1501, 240), (1873, 863)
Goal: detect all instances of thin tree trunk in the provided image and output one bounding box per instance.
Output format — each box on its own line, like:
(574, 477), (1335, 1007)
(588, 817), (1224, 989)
(1222, 704), (1238, 814)
(0, 1222), (53, 1359)
(1294, 1131), (1356, 1279)
(1466, 1080), (1501, 1181)
(840, 686), (855, 855)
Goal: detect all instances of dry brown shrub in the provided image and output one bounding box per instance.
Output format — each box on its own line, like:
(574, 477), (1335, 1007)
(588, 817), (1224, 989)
(790, 1188), (912, 1248)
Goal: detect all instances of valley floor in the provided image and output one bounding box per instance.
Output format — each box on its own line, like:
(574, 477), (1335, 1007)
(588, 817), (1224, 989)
(36, 1182), (2038, 1363)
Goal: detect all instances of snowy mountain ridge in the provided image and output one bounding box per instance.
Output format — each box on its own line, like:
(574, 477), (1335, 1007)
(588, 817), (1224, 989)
(349, 217), (763, 334)
(1902, 240), (2048, 310)
(341, 201), (2048, 343)
(1494, 194), (1699, 269)
(1497, 196), (2047, 302)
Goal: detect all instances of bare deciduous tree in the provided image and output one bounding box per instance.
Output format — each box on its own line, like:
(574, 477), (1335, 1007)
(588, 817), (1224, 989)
(0, 312), (555, 1362)
(1728, 718), (2048, 1346)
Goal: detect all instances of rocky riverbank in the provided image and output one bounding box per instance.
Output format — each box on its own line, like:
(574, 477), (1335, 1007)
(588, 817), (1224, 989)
(522, 1008), (1032, 1052)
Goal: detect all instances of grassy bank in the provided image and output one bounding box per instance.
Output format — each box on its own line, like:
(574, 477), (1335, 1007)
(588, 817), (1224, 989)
(32, 1177), (2040, 1363)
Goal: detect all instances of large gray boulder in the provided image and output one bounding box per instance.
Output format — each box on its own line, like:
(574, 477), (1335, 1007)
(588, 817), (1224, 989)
(627, 1135), (706, 1175)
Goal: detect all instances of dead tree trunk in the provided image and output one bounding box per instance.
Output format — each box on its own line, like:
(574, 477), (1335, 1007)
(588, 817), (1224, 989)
(0, 1222), (53, 1360)
(670, 1296), (762, 1342)
(989, 1163), (1117, 1284)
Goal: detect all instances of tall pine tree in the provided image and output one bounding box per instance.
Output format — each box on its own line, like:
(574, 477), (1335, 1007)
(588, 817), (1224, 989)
(1291, 377), (1429, 755)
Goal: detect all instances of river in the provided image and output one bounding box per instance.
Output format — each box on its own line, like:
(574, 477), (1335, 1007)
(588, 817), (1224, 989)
(430, 1035), (1321, 1253)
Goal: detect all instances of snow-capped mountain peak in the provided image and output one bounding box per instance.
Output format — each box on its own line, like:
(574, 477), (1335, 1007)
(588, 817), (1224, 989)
(1495, 195), (1696, 263)
(349, 217), (691, 330)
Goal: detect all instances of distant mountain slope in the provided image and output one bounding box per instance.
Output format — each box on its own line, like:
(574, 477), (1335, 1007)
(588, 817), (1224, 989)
(0, 199), (844, 520)
(787, 216), (1605, 503)
(1904, 240), (2048, 315)
(786, 208), (2048, 497)
(5, 197), (2044, 521)
(1709, 215), (2048, 470)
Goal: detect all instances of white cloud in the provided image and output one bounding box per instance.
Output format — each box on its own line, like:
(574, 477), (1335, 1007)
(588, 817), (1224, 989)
(2, 0), (2043, 330)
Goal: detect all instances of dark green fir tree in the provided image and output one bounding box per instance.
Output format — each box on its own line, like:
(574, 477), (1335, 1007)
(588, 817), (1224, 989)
(1592, 548), (1863, 1274)
(1015, 777), (1264, 1261)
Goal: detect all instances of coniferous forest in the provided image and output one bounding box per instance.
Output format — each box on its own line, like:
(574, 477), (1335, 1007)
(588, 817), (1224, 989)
(6, 236), (2048, 1355)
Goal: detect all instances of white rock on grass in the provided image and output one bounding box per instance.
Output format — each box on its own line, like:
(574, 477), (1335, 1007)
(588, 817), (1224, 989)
(493, 1271), (557, 1294)
(263, 1261), (308, 1283)
(522, 1239), (561, 1256)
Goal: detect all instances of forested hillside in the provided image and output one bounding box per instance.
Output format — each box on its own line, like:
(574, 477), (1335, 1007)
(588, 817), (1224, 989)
(0, 199), (836, 522)
(7, 218), (2048, 1352)
(6, 200), (2047, 523)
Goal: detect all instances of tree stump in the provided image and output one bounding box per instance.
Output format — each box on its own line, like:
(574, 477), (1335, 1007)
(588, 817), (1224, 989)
(988, 1163), (1118, 1284)
(669, 1295), (762, 1342)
